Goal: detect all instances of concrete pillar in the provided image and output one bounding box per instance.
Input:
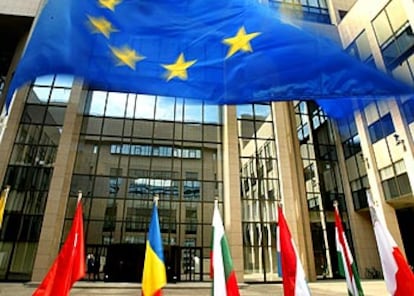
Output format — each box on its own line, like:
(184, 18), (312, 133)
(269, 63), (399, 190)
(273, 102), (316, 281)
(222, 105), (244, 282)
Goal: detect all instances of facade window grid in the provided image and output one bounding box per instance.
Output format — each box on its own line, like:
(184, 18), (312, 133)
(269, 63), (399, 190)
(0, 75), (70, 280)
(238, 103), (280, 282)
(372, 1), (414, 73)
(63, 90), (223, 282)
(268, 0), (330, 23)
(339, 116), (369, 210)
(367, 113), (395, 143)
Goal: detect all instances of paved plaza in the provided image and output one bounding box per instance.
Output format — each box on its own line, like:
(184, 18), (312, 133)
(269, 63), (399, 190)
(0, 280), (388, 295)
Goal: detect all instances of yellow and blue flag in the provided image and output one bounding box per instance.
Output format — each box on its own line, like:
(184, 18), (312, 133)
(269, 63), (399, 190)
(142, 202), (166, 296)
(7, 0), (414, 117)
(0, 186), (10, 229)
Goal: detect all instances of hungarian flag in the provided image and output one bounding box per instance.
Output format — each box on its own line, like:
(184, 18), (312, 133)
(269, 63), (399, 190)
(334, 202), (364, 296)
(141, 201), (167, 296)
(277, 206), (311, 296)
(0, 186), (10, 229)
(33, 197), (85, 296)
(210, 201), (240, 296)
(368, 194), (414, 296)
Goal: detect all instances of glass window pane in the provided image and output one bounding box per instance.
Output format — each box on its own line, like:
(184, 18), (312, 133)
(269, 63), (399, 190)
(135, 94), (155, 119)
(50, 88), (71, 104)
(373, 12), (393, 45)
(105, 92), (127, 117)
(40, 126), (62, 146)
(184, 103), (202, 123)
(204, 104), (220, 124)
(22, 105), (46, 124)
(237, 105), (254, 119)
(355, 31), (372, 61)
(28, 87), (50, 104)
(254, 104), (272, 120)
(54, 75), (74, 87)
(155, 96), (175, 121)
(34, 75), (54, 86)
(88, 91), (107, 116)
(386, 0), (406, 32)
(44, 106), (66, 125)
(125, 94), (136, 118)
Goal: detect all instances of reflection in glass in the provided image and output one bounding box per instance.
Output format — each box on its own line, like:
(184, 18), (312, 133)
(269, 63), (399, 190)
(106, 92), (127, 117)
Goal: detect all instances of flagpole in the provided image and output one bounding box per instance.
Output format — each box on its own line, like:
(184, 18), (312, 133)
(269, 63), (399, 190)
(77, 190), (82, 203)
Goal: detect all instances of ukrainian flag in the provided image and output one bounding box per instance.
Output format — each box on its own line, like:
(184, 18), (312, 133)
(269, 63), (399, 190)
(142, 202), (167, 296)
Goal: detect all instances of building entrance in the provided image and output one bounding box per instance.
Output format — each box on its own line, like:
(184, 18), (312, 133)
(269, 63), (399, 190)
(179, 247), (202, 281)
(101, 244), (202, 283)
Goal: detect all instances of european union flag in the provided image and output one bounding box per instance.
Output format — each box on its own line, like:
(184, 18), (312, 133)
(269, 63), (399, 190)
(7, 0), (414, 117)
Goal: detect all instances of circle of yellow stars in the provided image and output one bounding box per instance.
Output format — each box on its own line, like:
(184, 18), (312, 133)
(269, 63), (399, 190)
(86, 0), (261, 81)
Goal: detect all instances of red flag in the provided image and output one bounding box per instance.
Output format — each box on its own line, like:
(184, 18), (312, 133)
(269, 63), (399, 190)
(277, 206), (311, 296)
(368, 194), (414, 296)
(33, 200), (85, 296)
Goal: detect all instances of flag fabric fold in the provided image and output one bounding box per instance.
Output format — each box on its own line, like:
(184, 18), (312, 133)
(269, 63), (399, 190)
(7, 0), (414, 117)
(334, 203), (364, 296)
(211, 201), (240, 296)
(141, 201), (167, 296)
(277, 206), (311, 296)
(0, 186), (10, 229)
(368, 194), (414, 296)
(33, 199), (85, 296)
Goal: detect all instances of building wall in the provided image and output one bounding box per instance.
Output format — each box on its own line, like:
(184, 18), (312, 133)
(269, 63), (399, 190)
(336, 0), (414, 274)
(0, 0), (41, 17)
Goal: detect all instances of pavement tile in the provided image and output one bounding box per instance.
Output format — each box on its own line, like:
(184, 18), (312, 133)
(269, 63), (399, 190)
(0, 280), (388, 296)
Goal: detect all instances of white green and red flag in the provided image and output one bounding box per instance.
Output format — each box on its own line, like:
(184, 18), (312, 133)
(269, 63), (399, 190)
(210, 201), (240, 296)
(277, 206), (311, 296)
(368, 194), (414, 296)
(334, 202), (364, 296)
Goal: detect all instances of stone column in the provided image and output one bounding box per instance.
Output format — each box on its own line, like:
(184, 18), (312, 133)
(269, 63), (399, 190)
(222, 105), (244, 282)
(273, 102), (316, 281)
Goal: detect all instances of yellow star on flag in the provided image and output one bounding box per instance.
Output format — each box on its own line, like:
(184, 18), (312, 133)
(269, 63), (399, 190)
(162, 53), (197, 81)
(110, 45), (145, 70)
(223, 26), (261, 59)
(87, 16), (117, 39)
(98, 0), (122, 11)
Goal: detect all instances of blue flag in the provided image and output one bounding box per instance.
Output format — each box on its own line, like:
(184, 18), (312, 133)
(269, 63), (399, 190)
(7, 0), (414, 117)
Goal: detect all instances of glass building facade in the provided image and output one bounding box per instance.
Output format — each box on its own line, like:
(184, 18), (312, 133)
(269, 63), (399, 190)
(0, 0), (414, 284)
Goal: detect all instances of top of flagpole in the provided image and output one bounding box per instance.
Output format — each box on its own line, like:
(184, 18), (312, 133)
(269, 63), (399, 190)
(77, 191), (82, 203)
(154, 195), (159, 206)
(333, 200), (338, 209)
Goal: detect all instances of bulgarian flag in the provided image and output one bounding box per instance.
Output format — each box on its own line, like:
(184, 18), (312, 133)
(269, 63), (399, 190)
(334, 202), (364, 296)
(368, 194), (414, 296)
(210, 200), (240, 296)
(277, 205), (311, 296)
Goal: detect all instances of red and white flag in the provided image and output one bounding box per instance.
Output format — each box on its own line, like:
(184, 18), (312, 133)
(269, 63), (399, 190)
(210, 201), (240, 296)
(368, 194), (414, 296)
(33, 196), (85, 296)
(277, 206), (311, 296)
(334, 202), (364, 296)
